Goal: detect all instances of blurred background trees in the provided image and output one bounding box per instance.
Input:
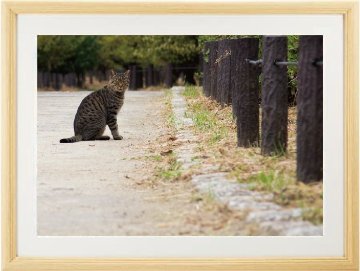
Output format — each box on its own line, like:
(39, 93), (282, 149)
(38, 35), (200, 88)
(38, 35), (298, 96)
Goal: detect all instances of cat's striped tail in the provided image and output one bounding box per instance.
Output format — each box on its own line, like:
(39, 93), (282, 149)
(60, 135), (82, 143)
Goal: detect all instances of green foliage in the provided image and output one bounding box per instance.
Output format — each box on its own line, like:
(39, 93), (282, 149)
(38, 35), (100, 74)
(137, 35), (199, 66)
(38, 35), (199, 75)
(197, 35), (260, 48)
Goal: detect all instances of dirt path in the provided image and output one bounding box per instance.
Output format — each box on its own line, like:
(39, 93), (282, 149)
(37, 90), (249, 236)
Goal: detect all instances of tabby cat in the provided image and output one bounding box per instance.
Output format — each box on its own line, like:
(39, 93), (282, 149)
(60, 70), (130, 143)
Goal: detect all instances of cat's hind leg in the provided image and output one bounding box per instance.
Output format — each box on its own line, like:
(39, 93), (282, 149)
(82, 121), (107, 141)
(96, 135), (110, 140)
(95, 126), (109, 140)
(82, 128), (102, 141)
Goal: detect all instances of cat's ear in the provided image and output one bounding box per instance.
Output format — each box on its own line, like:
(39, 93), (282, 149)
(125, 69), (130, 76)
(110, 69), (116, 77)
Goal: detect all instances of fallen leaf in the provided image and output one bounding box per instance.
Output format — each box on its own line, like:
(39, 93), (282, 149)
(160, 149), (173, 156)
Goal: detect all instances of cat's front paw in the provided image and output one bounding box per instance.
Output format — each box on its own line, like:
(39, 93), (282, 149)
(113, 135), (123, 140)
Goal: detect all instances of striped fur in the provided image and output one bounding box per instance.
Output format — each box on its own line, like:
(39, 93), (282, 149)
(60, 70), (130, 143)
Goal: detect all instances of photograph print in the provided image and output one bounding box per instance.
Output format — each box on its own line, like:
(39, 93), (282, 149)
(37, 35), (323, 236)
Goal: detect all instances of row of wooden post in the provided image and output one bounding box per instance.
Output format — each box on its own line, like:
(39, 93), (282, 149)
(37, 70), (113, 90)
(129, 64), (173, 90)
(38, 64), (174, 91)
(38, 72), (77, 90)
(203, 36), (323, 183)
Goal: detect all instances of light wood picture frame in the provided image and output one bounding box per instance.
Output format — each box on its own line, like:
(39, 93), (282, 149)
(1, 1), (359, 270)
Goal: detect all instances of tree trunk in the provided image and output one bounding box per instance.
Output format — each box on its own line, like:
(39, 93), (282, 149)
(164, 63), (173, 88)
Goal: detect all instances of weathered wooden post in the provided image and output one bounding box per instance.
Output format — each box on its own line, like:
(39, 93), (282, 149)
(131, 65), (137, 90)
(145, 64), (154, 87)
(54, 73), (63, 90)
(51, 73), (57, 89)
(216, 39), (232, 105)
(129, 65), (137, 90)
(153, 68), (160, 86)
(297, 35), (323, 183)
(60, 73), (64, 89)
(209, 41), (218, 100)
(43, 72), (50, 88)
(164, 63), (173, 88)
(64, 73), (70, 87)
(202, 43), (211, 96)
(231, 38), (260, 147)
(70, 72), (77, 87)
(261, 36), (288, 155)
(77, 73), (85, 88)
(37, 71), (43, 89)
(135, 67), (143, 89)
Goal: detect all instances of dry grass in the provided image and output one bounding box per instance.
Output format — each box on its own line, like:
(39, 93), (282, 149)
(143, 89), (189, 184)
(183, 85), (323, 225)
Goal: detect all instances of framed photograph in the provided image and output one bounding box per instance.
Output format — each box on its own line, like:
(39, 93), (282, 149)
(2, 1), (358, 270)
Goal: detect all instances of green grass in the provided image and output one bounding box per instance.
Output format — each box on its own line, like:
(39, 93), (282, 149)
(167, 112), (176, 128)
(156, 154), (182, 181)
(237, 170), (323, 224)
(182, 85), (323, 225)
(183, 84), (200, 98)
(183, 86), (229, 144)
(153, 89), (182, 181)
(246, 171), (290, 192)
(263, 141), (287, 157)
(192, 104), (228, 143)
(146, 154), (163, 162)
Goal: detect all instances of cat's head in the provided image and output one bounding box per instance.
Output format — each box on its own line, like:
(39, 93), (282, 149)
(108, 70), (130, 92)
